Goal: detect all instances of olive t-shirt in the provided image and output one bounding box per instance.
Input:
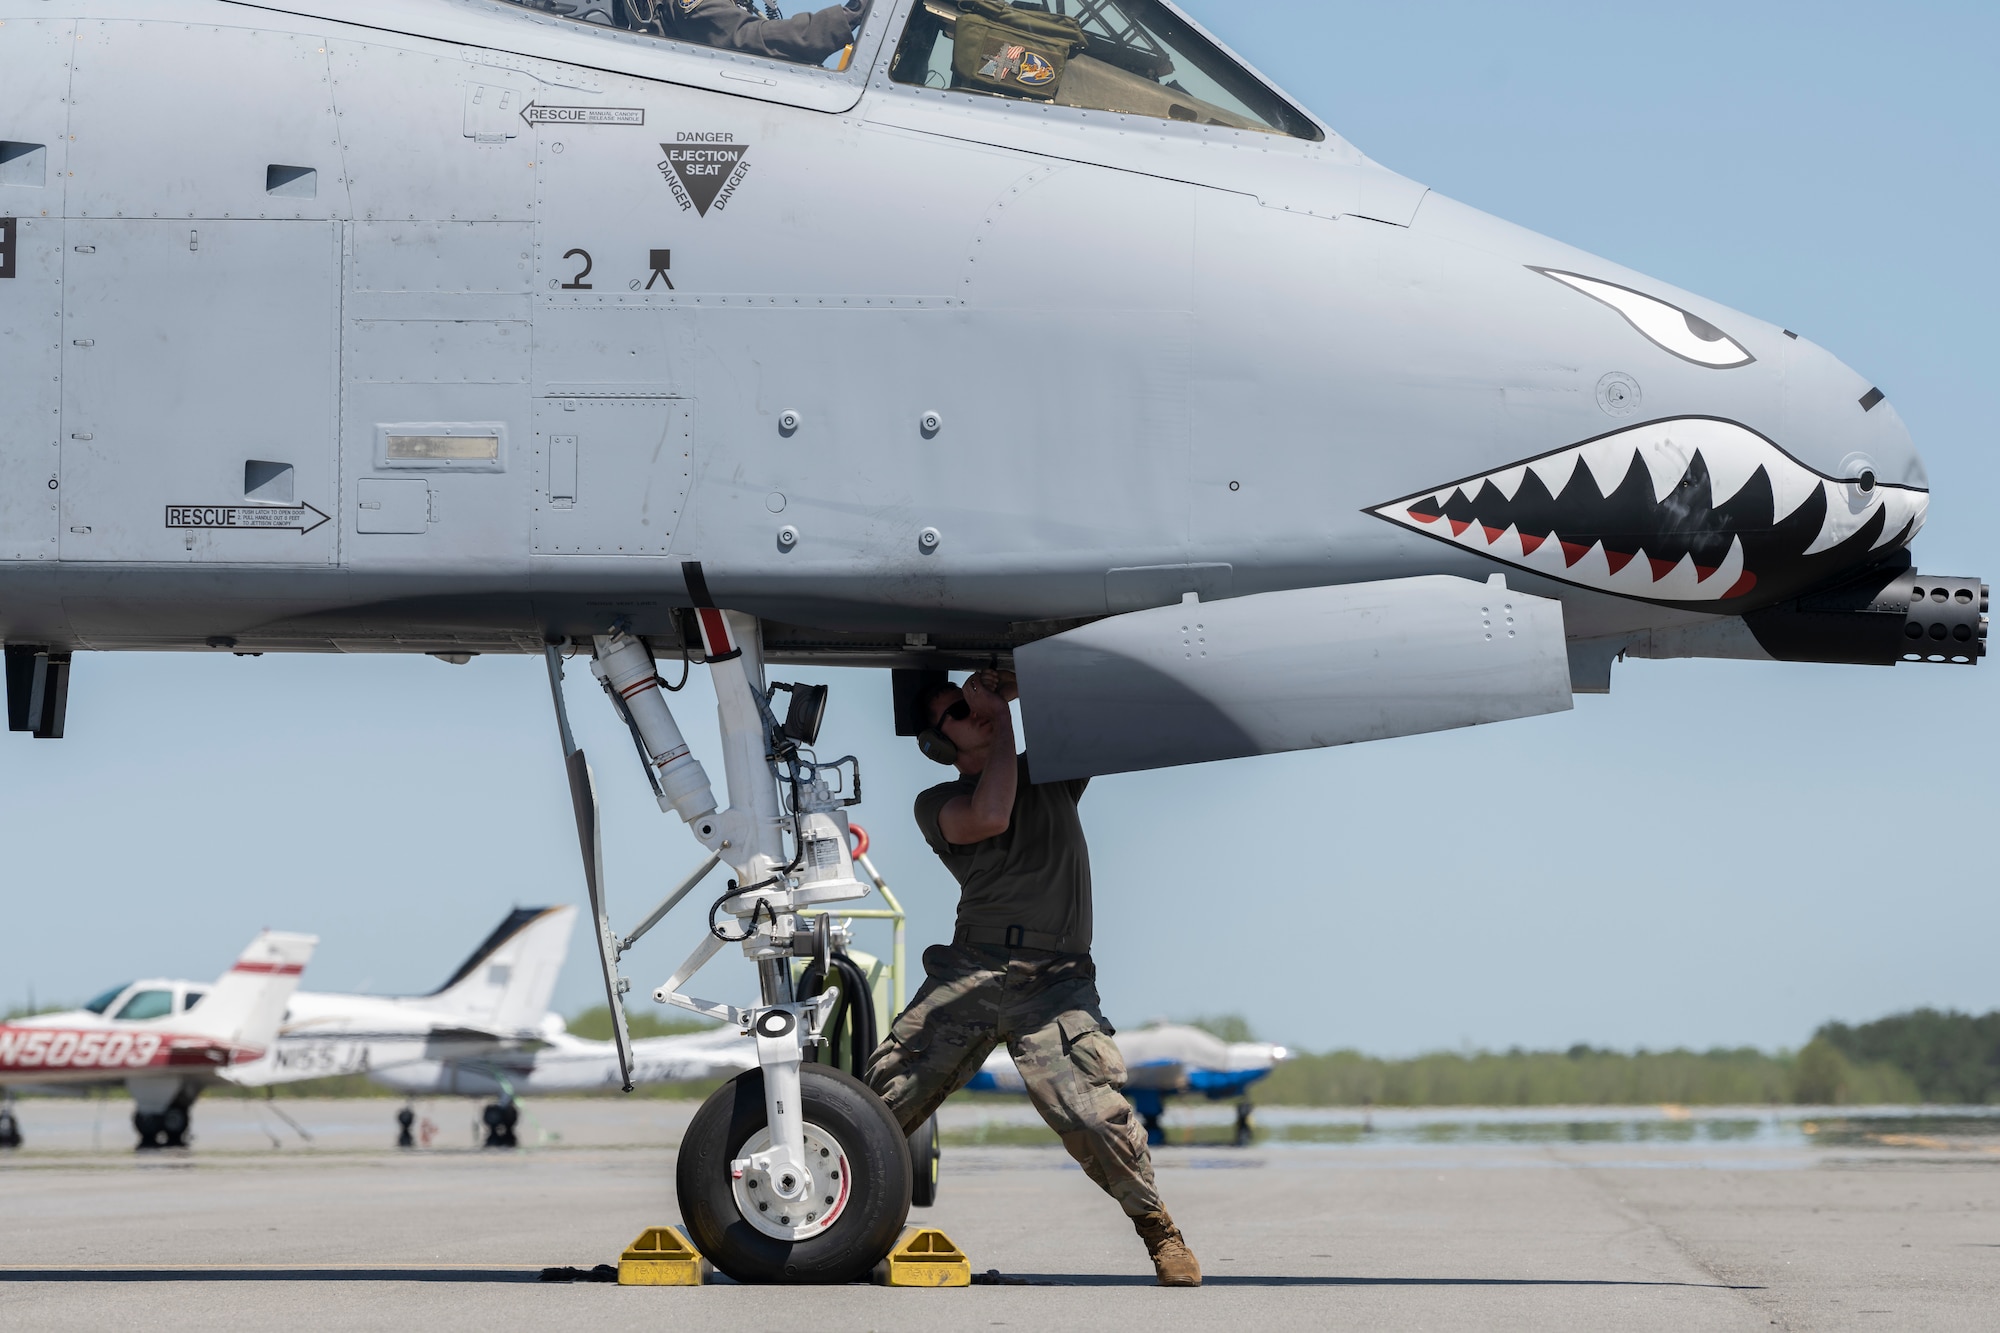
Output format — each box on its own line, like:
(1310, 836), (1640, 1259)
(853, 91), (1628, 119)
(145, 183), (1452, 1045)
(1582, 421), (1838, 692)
(913, 753), (1092, 953)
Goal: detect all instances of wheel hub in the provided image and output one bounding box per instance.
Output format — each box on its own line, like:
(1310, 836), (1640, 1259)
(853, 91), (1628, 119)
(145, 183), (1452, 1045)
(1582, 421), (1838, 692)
(731, 1121), (852, 1242)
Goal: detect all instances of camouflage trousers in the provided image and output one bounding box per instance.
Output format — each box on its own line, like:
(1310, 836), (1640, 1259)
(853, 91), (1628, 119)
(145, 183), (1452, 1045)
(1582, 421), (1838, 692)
(863, 942), (1163, 1218)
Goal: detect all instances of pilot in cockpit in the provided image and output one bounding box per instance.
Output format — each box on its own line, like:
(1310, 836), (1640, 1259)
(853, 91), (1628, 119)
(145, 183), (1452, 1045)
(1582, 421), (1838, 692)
(664, 0), (867, 65)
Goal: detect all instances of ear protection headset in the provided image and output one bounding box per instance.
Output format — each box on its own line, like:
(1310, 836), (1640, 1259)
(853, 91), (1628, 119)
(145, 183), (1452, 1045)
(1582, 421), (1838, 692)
(915, 693), (969, 766)
(916, 725), (958, 766)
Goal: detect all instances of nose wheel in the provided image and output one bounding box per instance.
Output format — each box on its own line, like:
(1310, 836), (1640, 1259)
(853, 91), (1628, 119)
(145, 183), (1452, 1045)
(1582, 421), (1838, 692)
(481, 1102), (520, 1148)
(677, 1064), (910, 1284)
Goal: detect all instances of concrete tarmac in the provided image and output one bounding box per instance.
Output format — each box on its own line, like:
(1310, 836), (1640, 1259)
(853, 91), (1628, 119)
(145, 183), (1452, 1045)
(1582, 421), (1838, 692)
(3, 1098), (1998, 1331)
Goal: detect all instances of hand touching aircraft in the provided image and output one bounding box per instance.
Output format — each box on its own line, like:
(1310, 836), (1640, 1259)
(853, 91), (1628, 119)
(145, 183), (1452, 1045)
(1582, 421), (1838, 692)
(0, 931), (317, 1148)
(0, 0), (1982, 1281)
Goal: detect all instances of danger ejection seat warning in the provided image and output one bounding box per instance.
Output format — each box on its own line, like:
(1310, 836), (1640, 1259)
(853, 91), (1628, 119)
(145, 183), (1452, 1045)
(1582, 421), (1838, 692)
(659, 134), (751, 218)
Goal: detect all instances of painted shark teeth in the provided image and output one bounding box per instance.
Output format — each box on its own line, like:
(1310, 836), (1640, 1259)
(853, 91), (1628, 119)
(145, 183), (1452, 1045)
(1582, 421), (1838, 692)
(1369, 417), (1928, 604)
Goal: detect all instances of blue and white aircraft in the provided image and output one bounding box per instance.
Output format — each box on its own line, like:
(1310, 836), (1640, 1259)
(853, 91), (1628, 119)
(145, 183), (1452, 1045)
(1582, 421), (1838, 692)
(969, 1021), (1287, 1145)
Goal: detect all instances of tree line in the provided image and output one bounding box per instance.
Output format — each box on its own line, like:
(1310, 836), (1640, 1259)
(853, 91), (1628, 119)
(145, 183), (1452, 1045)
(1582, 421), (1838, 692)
(1240, 1008), (2000, 1107)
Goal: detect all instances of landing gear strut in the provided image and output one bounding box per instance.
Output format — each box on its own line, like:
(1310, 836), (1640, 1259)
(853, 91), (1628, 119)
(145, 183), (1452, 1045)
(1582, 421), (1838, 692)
(546, 608), (911, 1283)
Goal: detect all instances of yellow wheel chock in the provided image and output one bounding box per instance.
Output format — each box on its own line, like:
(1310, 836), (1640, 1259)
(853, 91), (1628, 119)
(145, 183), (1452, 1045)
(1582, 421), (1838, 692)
(617, 1226), (708, 1286)
(873, 1227), (972, 1288)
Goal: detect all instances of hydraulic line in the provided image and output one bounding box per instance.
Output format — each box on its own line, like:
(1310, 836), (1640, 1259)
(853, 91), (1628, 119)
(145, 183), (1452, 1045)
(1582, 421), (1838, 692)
(797, 951), (879, 1077)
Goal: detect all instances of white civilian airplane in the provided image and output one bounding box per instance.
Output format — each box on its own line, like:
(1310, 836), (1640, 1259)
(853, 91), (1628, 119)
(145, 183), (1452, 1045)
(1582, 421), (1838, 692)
(0, 930), (317, 1149)
(221, 905), (754, 1144)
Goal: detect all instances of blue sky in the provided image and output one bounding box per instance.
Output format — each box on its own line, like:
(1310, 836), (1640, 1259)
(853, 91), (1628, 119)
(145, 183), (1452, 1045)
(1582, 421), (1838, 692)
(4, 2), (1994, 1055)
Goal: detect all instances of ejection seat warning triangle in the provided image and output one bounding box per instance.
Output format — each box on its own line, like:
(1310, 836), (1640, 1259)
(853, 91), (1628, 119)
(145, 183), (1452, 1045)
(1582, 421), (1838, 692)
(659, 135), (750, 217)
(165, 503), (330, 535)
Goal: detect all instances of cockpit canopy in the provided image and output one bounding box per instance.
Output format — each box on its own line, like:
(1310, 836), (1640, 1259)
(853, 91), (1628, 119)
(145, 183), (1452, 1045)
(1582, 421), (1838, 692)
(891, 0), (1319, 139)
(481, 0), (1318, 139)
(81, 981), (206, 1021)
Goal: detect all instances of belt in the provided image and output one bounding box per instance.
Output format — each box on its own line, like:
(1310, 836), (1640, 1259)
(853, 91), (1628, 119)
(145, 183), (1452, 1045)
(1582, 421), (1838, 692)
(954, 923), (1076, 953)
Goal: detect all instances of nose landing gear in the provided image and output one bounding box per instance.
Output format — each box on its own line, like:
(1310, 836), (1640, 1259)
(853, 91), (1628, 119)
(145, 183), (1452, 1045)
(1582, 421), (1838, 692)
(133, 1096), (194, 1151)
(481, 1101), (520, 1149)
(545, 606), (913, 1283)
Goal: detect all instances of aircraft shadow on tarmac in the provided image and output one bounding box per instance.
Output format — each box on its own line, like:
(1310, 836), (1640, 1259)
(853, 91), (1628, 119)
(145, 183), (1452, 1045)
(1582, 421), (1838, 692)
(0, 1269), (537, 1284)
(979, 1275), (1763, 1289)
(0, 1269), (1762, 1290)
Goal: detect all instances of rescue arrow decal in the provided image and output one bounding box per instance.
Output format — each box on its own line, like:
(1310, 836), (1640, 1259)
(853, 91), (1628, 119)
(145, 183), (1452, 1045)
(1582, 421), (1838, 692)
(520, 104), (644, 126)
(165, 503), (331, 536)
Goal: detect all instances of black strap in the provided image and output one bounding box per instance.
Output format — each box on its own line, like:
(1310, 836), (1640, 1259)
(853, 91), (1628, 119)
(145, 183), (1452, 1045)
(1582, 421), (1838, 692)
(681, 560), (715, 608)
(955, 922), (1074, 954)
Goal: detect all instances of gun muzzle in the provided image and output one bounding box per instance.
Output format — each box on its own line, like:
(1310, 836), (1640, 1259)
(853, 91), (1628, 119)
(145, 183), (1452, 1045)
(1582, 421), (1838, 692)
(1745, 566), (1987, 666)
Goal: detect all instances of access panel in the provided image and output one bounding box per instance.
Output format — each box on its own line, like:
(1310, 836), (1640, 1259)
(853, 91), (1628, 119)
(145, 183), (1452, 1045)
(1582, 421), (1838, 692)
(531, 396), (691, 557)
(59, 220), (339, 563)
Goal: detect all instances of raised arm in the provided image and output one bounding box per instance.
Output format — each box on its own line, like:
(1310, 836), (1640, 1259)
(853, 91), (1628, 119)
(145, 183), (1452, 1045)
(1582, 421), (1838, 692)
(934, 674), (1017, 845)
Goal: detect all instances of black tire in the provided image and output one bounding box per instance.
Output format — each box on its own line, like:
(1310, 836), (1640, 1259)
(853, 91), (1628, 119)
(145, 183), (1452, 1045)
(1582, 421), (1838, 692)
(677, 1064), (911, 1284)
(909, 1114), (942, 1208)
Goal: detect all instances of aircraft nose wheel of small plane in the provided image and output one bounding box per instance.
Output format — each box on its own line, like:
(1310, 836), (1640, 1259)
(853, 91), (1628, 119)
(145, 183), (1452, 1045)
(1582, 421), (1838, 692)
(481, 1102), (520, 1149)
(677, 1064), (911, 1284)
(0, 1108), (22, 1150)
(132, 1107), (188, 1151)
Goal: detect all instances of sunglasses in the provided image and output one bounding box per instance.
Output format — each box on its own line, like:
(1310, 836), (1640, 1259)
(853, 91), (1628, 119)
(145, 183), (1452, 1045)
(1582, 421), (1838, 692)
(937, 699), (972, 725)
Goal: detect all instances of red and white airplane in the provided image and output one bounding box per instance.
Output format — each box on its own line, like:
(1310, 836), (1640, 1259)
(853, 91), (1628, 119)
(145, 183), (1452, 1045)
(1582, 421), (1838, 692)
(0, 930), (316, 1149)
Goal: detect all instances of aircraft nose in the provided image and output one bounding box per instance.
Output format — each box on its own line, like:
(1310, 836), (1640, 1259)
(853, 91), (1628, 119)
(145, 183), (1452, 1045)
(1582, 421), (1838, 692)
(1776, 330), (1927, 493)
(1369, 204), (1938, 609)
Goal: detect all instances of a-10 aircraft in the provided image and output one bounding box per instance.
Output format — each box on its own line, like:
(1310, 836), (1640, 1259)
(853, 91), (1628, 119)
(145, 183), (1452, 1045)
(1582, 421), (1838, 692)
(0, 932), (317, 1148)
(0, 0), (1983, 1285)
(222, 905), (754, 1145)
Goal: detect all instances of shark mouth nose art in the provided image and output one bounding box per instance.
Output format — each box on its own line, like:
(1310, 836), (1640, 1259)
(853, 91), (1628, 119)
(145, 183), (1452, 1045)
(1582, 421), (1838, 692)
(1368, 417), (1928, 605)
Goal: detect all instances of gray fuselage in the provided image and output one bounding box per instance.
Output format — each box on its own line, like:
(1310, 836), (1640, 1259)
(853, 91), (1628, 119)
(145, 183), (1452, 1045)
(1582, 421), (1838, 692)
(0, 0), (1951, 676)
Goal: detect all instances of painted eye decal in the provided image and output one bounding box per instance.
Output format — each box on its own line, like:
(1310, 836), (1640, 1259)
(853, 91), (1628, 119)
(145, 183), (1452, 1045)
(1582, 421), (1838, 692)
(1532, 268), (1755, 369)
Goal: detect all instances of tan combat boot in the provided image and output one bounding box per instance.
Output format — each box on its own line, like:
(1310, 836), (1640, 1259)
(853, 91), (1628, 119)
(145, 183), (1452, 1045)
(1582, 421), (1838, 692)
(1134, 1211), (1202, 1287)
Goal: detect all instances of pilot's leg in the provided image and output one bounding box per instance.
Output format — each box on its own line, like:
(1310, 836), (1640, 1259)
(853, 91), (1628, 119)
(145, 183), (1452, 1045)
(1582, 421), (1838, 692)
(862, 943), (1002, 1134)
